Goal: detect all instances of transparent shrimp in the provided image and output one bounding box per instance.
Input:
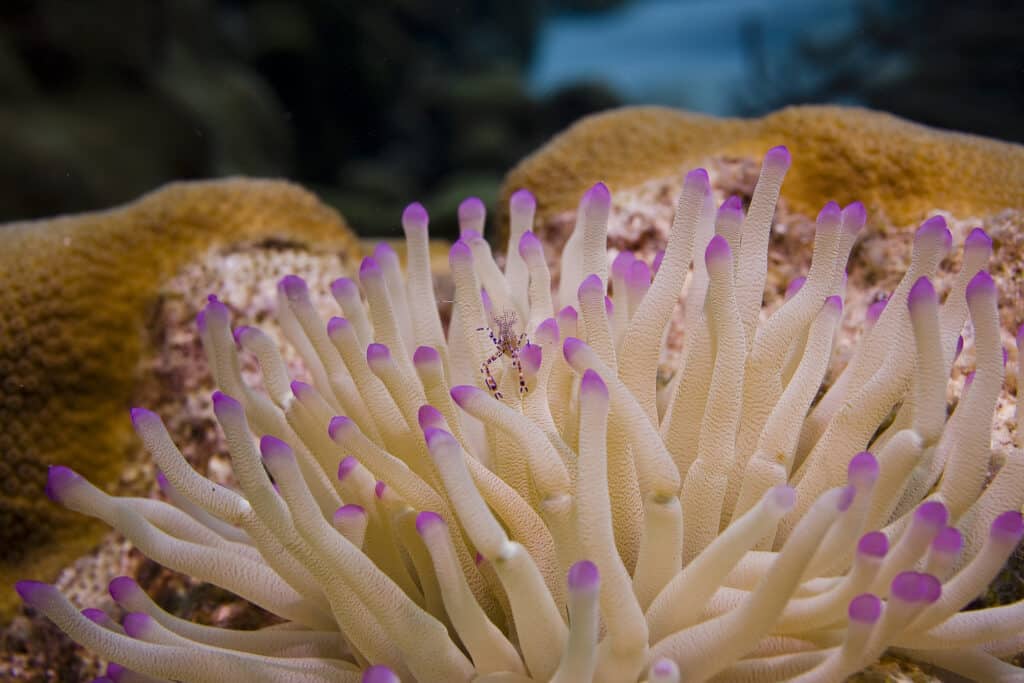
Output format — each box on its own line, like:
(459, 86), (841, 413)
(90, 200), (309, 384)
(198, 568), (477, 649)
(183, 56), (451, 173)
(477, 310), (529, 399)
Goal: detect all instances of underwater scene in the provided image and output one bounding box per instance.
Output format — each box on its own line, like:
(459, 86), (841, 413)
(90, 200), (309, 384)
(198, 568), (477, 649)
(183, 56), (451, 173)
(1, 1), (1023, 681)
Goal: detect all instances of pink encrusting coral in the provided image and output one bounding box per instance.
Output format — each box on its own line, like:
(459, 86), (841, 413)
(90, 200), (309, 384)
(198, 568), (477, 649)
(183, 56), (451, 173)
(15, 149), (1024, 682)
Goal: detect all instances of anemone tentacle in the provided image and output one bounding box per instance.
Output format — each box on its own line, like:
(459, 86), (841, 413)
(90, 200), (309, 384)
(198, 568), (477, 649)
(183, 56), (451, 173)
(18, 150), (1024, 683)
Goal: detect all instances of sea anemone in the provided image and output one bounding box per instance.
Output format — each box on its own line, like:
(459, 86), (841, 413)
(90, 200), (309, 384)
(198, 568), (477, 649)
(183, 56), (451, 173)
(15, 148), (1024, 682)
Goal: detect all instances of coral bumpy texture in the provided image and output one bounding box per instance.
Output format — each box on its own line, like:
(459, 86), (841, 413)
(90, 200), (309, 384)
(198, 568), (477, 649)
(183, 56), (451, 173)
(0, 179), (357, 621)
(15, 149), (1024, 683)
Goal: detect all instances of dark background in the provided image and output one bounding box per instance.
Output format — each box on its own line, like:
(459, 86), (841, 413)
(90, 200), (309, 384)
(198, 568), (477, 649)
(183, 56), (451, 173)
(0, 0), (1020, 238)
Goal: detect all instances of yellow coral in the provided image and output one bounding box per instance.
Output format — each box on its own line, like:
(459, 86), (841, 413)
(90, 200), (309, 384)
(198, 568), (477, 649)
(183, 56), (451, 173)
(502, 105), (1024, 228)
(0, 179), (357, 619)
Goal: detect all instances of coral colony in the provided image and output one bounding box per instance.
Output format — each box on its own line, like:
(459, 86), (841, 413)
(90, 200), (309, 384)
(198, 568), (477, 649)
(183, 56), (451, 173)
(16, 148), (1024, 683)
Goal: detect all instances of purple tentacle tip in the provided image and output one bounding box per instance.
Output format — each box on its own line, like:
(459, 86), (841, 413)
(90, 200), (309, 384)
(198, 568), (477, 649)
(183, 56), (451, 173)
(612, 250), (635, 279)
(628, 260), (652, 290)
(916, 215), (952, 250)
(824, 295), (843, 313)
(417, 405), (444, 430)
(848, 451), (879, 487)
(415, 511), (445, 535)
(965, 227), (992, 251)
(211, 390), (241, 413)
(82, 608), (108, 623)
(720, 195), (743, 214)
(580, 369), (608, 398)
(423, 427), (455, 450)
(915, 501), (949, 528)
(866, 297), (887, 324)
(291, 380), (313, 399)
(583, 181), (611, 209)
(817, 201), (841, 225)
(841, 201), (867, 231)
(362, 665), (400, 683)
(402, 202), (428, 228)
(518, 230), (542, 258)
(589, 181), (611, 197)
(45, 465), (81, 503)
(992, 510), (1024, 541)
(919, 574), (942, 603)
(918, 214), (947, 232)
(769, 485), (796, 511)
(279, 275), (308, 301)
(232, 325), (252, 347)
(858, 531), (888, 558)
(764, 145), (791, 168)
(785, 276), (806, 299)
(366, 343), (391, 364)
(578, 273), (604, 297)
(359, 257), (381, 279)
(685, 168), (710, 189)
(203, 297), (229, 319)
(373, 242), (397, 263)
(537, 318), (559, 343)
(652, 659), (676, 677)
(520, 343), (542, 373)
(374, 481), (386, 499)
(510, 188), (536, 212)
(458, 196), (486, 221)
(965, 270), (995, 301)
(450, 385), (479, 408)
(106, 663), (125, 681)
(907, 277), (936, 310)
(121, 612), (151, 638)
(129, 407), (157, 426)
(558, 305), (579, 322)
(891, 572), (924, 602)
(705, 234), (732, 266)
(337, 456), (358, 481)
(15, 580), (50, 605)
(334, 504), (365, 522)
(847, 593), (882, 623)
(933, 526), (963, 555)
(108, 576), (137, 602)
(413, 346), (440, 366)
(331, 277), (359, 299)
(567, 559), (600, 591)
(449, 240), (472, 265)
(328, 415), (353, 441)
(562, 336), (587, 364)
(327, 316), (349, 337)
(259, 435), (292, 460)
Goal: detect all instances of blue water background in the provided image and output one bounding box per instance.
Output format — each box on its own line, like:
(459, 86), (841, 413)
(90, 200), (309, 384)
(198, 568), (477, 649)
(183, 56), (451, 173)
(529, 0), (862, 114)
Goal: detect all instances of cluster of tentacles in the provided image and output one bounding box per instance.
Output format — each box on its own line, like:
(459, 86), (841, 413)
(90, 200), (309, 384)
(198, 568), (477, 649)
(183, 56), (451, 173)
(16, 148), (1024, 682)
